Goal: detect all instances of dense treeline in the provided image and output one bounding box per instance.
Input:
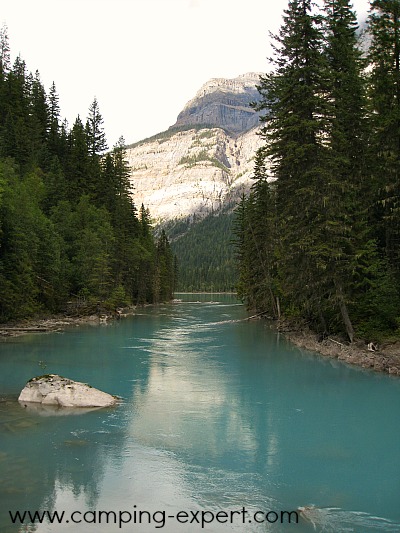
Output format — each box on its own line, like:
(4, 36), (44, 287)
(167, 208), (237, 292)
(0, 27), (175, 321)
(234, 0), (400, 342)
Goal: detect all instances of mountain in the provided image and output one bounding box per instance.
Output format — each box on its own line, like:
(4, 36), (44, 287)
(171, 72), (262, 134)
(126, 73), (263, 224)
(126, 73), (264, 291)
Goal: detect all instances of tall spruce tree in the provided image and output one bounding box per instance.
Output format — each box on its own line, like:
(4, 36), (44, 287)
(85, 98), (108, 195)
(0, 25), (10, 156)
(47, 82), (61, 159)
(236, 148), (279, 316)
(367, 0), (400, 284)
(29, 70), (49, 166)
(65, 116), (90, 201)
(0, 24), (10, 75)
(314, 0), (378, 340)
(86, 97), (108, 157)
(255, 0), (331, 329)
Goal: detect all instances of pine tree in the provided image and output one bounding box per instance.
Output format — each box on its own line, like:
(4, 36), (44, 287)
(65, 116), (90, 201)
(3, 56), (32, 168)
(29, 70), (49, 166)
(233, 148), (279, 316)
(136, 204), (155, 304)
(367, 0), (400, 283)
(255, 0), (330, 327)
(154, 229), (174, 302)
(84, 98), (107, 195)
(310, 0), (377, 340)
(86, 97), (108, 157)
(47, 81), (61, 159)
(0, 25), (10, 156)
(0, 24), (10, 75)
(249, 148), (280, 317)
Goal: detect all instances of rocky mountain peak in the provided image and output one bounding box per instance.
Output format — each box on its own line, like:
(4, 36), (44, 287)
(127, 73), (264, 222)
(171, 72), (262, 135)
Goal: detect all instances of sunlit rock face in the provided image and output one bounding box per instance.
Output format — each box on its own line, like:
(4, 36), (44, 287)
(126, 73), (264, 222)
(127, 127), (263, 222)
(172, 72), (262, 134)
(18, 374), (117, 408)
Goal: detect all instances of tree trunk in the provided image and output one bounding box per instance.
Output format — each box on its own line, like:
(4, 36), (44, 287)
(335, 281), (355, 343)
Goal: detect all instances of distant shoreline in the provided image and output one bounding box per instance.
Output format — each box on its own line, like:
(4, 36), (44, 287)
(174, 292), (238, 295)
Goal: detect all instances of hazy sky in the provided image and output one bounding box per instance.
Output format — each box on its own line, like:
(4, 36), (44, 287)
(2, 0), (370, 146)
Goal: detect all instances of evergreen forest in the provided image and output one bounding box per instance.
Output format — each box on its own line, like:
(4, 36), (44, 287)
(234, 0), (400, 343)
(167, 206), (237, 292)
(0, 27), (175, 321)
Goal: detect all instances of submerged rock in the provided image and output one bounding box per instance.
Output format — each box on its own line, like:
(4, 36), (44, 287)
(18, 374), (117, 408)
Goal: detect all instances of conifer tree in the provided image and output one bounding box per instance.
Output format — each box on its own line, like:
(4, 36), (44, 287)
(0, 24), (10, 75)
(255, 0), (330, 327)
(248, 0), (387, 340)
(250, 148), (279, 317)
(0, 25), (10, 155)
(312, 0), (377, 340)
(136, 204), (155, 304)
(154, 229), (174, 302)
(85, 98), (108, 195)
(3, 56), (31, 168)
(0, 29), (190, 319)
(47, 81), (61, 158)
(29, 70), (49, 166)
(367, 0), (400, 283)
(65, 116), (89, 201)
(234, 148), (279, 315)
(86, 97), (108, 157)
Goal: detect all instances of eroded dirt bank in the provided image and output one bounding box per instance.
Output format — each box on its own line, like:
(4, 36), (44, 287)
(282, 327), (400, 376)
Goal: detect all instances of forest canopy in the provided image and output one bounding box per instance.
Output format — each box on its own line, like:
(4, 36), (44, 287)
(234, 0), (400, 342)
(0, 26), (175, 321)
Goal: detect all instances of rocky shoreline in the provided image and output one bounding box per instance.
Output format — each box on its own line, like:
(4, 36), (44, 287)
(281, 327), (400, 377)
(0, 308), (135, 339)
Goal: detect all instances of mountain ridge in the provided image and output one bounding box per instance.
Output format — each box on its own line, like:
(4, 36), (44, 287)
(127, 73), (263, 223)
(170, 72), (262, 135)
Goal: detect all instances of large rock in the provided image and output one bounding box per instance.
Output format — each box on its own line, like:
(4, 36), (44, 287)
(18, 374), (117, 408)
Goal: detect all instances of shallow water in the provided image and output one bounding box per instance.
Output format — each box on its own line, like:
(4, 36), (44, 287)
(0, 294), (399, 532)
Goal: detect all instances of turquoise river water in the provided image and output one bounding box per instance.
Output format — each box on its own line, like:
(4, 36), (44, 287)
(0, 294), (399, 533)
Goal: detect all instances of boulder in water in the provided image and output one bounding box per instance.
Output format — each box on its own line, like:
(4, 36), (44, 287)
(18, 374), (117, 408)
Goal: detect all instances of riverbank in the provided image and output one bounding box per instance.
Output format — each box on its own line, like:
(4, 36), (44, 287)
(2, 304), (399, 377)
(0, 307), (136, 339)
(280, 326), (400, 376)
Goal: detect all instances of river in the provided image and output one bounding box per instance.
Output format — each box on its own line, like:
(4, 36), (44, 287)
(0, 294), (399, 532)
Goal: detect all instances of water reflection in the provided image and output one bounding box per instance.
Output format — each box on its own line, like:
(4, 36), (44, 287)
(0, 296), (400, 532)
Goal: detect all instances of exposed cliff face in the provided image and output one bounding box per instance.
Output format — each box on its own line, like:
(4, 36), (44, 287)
(127, 73), (263, 223)
(127, 125), (263, 222)
(171, 72), (262, 134)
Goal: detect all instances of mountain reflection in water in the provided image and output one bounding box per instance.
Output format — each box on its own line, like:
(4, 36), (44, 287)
(0, 294), (399, 532)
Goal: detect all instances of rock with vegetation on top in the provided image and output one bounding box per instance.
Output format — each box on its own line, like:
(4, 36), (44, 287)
(18, 374), (117, 408)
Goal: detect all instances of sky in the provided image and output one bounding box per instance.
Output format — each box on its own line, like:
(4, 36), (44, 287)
(2, 0), (370, 146)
